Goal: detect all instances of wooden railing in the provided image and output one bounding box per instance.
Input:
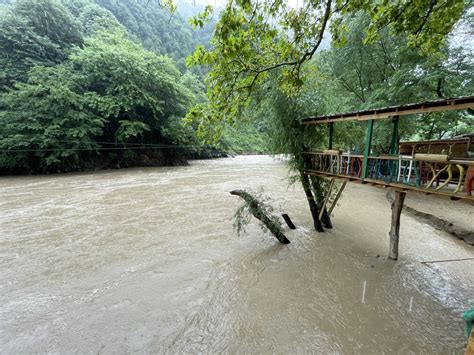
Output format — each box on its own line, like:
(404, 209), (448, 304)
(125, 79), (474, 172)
(304, 151), (474, 199)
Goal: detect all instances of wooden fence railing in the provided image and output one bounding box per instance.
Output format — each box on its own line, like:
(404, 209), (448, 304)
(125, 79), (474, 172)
(304, 151), (474, 198)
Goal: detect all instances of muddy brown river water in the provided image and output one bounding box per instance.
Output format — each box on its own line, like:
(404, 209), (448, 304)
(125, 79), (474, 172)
(1, 155), (473, 353)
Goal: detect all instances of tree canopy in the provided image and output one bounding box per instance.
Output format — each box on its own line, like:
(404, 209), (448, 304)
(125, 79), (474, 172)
(0, 30), (197, 172)
(0, 0), (83, 89)
(186, 0), (470, 140)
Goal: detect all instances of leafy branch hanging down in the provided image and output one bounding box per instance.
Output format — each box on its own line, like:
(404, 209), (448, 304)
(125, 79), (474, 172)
(186, 0), (467, 141)
(230, 188), (290, 244)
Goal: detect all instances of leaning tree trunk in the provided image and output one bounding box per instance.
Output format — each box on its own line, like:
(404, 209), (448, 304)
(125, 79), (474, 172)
(300, 172), (324, 232)
(230, 190), (291, 244)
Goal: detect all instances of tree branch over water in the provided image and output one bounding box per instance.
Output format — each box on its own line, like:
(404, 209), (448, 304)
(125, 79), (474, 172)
(185, 0), (467, 141)
(230, 189), (291, 244)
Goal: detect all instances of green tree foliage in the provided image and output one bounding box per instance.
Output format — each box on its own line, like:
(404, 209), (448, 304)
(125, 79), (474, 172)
(0, 65), (103, 170)
(221, 120), (269, 154)
(312, 12), (473, 147)
(0, 0), (225, 173)
(93, 0), (195, 64)
(187, 0), (468, 135)
(60, 0), (123, 37)
(237, 10), (472, 160)
(0, 31), (196, 173)
(71, 31), (193, 138)
(0, 0), (83, 90)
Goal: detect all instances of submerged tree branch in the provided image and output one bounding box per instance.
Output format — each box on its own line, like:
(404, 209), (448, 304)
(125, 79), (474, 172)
(230, 189), (291, 244)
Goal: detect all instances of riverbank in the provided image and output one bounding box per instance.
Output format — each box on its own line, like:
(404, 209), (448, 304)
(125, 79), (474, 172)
(386, 191), (474, 246)
(0, 148), (235, 176)
(0, 149), (189, 175)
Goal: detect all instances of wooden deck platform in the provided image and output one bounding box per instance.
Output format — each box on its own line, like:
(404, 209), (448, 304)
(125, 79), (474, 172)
(304, 169), (474, 203)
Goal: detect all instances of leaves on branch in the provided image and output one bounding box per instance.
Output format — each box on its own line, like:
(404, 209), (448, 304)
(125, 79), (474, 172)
(186, 0), (467, 142)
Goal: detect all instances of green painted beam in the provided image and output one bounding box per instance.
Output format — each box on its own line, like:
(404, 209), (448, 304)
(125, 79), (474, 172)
(328, 122), (334, 149)
(361, 119), (374, 179)
(390, 116), (399, 155)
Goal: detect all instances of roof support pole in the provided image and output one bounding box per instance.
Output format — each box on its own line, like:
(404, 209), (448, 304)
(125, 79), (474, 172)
(328, 122), (334, 150)
(390, 116), (400, 155)
(361, 119), (374, 179)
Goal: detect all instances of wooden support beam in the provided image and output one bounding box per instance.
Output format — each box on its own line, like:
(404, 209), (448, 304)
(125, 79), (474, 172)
(301, 173), (324, 232)
(466, 328), (474, 355)
(388, 191), (406, 260)
(304, 170), (474, 202)
(328, 181), (347, 215)
(318, 178), (335, 221)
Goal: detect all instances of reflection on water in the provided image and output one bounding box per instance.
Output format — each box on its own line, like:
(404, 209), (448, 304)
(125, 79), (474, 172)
(0, 156), (473, 353)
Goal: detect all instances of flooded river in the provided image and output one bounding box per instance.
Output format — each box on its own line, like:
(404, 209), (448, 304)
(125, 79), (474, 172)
(1, 155), (473, 353)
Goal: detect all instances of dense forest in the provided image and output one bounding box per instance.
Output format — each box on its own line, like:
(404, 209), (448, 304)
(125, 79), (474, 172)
(0, 0), (267, 174)
(0, 0), (473, 175)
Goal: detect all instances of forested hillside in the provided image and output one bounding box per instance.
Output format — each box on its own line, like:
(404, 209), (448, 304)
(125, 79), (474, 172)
(0, 0), (212, 174)
(90, 0), (193, 66)
(0, 0), (269, 174)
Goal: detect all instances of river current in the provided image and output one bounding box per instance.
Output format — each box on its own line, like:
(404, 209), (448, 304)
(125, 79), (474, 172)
(1, 155), (473, 353)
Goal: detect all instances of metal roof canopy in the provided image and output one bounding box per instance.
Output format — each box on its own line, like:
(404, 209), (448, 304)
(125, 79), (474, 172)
(302, 96), (474, 125)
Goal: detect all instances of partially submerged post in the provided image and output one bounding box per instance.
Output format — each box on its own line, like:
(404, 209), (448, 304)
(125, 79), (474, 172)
(388, 190), (406, 260)
(282, 213), (296, 229)
(466, 329), (474, 355)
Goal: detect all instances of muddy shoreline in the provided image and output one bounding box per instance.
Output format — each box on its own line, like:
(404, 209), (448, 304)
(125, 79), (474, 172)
(386, 191), (474, 246)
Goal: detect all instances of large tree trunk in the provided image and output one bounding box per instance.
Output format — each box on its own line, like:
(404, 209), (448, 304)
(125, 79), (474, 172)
(230, 190), (291, 244)
(300, 172), (324, 232)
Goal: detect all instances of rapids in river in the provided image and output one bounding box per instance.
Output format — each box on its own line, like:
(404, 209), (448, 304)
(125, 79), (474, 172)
(1, 155), (473, 353)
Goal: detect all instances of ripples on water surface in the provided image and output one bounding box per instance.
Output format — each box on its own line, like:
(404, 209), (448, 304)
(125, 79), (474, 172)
(0, 156), (473, 353)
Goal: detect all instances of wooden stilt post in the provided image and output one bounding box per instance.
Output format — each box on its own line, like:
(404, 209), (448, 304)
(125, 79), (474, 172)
(466, 328), (474, 355)
(328, 181), (347, 215)
(282, 213), (296, 229)
(388, 190), (406, 260)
